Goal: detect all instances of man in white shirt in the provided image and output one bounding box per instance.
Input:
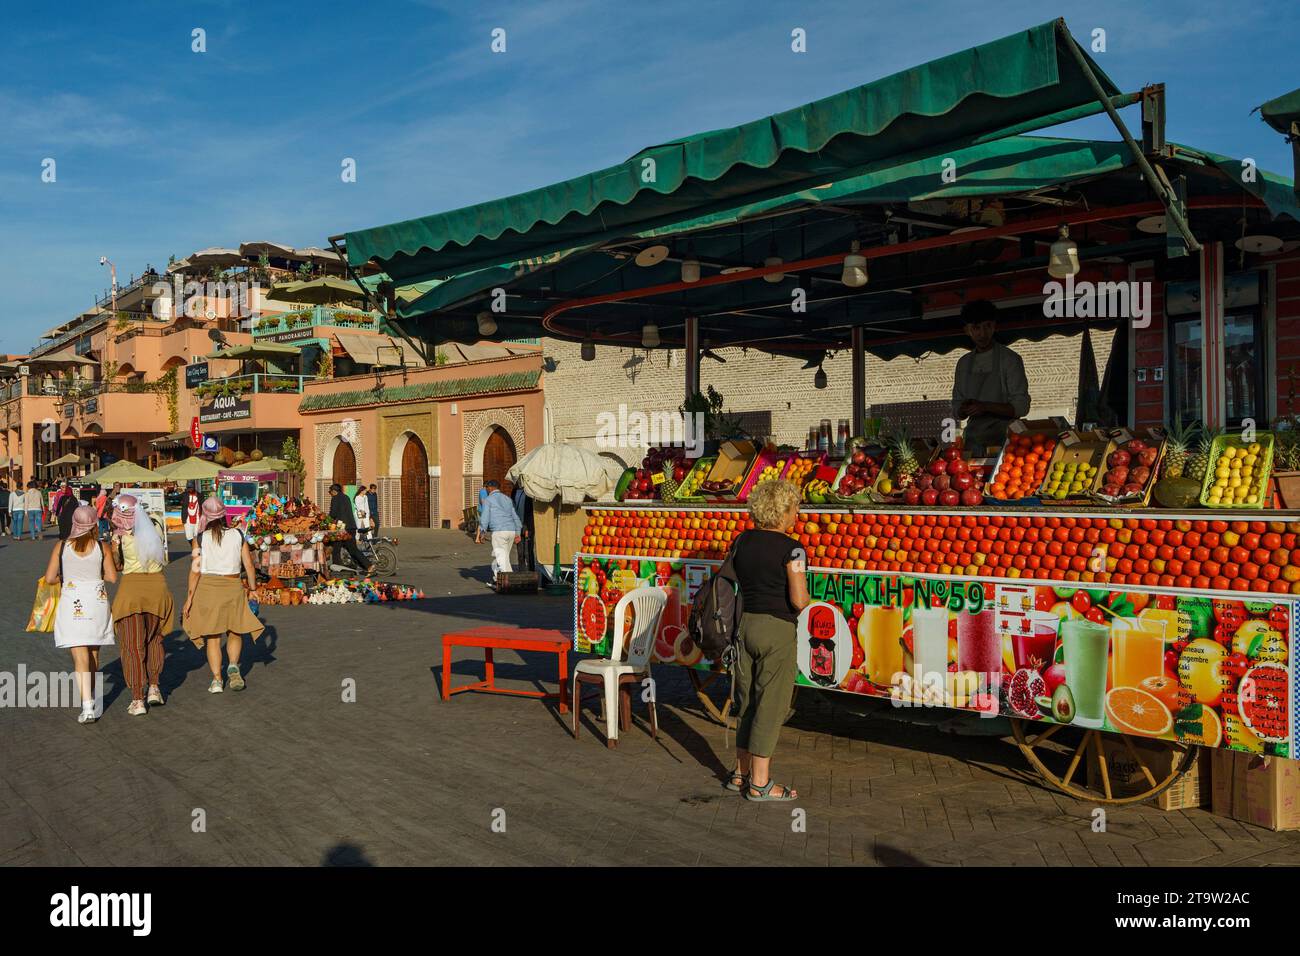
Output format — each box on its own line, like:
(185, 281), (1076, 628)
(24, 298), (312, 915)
(951, 300), (1031, 455)
(23, 482), (43, 540)
(7, 482), (22, 538)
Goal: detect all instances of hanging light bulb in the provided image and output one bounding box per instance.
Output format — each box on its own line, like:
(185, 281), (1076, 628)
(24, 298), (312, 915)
(763, 233), (784, 283)
(841, 240), (868, 288)
(476, 311), (498, 336)
(681, 242), (700, 283)
(641, 322), (660, 349)
(1047, 224), (1080, 278)
(580, 339), (595, 361)
(814, 364), (828, 389)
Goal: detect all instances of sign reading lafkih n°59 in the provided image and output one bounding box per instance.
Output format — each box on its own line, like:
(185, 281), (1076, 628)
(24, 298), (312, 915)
(199, 395), (251, 424)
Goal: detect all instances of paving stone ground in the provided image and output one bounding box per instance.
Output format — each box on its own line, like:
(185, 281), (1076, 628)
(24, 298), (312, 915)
(3, 528), (1299, 866)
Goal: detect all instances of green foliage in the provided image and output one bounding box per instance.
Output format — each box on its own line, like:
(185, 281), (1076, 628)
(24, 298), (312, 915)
(280, 436), (306, 478)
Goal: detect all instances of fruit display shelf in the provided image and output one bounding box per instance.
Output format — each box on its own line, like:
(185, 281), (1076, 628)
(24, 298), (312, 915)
(579, 503), (1300, 597)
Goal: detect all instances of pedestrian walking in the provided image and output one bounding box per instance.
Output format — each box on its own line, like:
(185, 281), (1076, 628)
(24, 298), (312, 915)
(44, 505), (118, 724)
(56, 487), (79, 540)
(109, 495), (173, 716)
(0, 479), (9, 536)
(367, 483), (380, 538)
(512, 484), (536, 572)
(9, 482), (24, 538)
(475, 479), (521, 586)
(353, 487), (372, 544)
(93, 484), (109, 538)
(182, 497), (263, 695)
(724, 479), (809, 801)
(183, 483), (200, 542)
(24, 481), (44, 539)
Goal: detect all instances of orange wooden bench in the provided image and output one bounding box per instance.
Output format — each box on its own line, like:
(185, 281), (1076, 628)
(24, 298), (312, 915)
(440, 626), (569, 713)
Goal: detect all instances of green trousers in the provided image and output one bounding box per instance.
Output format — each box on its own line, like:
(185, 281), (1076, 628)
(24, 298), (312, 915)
(734, 612), (797, 758)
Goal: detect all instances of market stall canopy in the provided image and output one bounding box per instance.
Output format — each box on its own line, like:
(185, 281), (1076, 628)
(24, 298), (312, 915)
(265, 276), (366, 304)
(154, 457), (222, 480)
(227, 457), (291, 472)
(334, 333), (425, 367)
(239, 240), (297, 260)
(345, 19), (1120, 283)
(506, 444), (624, 505)
(1259, 88), (1300, 137)
(206, 342), (303, 361)
(86, 460), (162, 483)
(149, 430), (193, 449)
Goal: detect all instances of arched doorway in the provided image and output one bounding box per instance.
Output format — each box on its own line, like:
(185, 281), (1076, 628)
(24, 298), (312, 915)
(483, 427), (516, 495)
(332, 440), (356, 488)
(400, 435), (430, 527)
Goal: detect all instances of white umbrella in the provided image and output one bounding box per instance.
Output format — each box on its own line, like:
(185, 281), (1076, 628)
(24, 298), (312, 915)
(506, 443), (623, 506)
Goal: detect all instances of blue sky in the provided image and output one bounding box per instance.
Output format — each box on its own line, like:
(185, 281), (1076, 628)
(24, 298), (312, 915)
(1, 0), (1295, 353)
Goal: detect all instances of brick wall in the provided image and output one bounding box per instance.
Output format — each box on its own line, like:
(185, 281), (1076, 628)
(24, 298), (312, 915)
(542, 329), (1114, 455)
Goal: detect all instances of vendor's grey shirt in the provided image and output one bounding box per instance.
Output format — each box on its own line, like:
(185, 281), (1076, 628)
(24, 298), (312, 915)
(952, 342), (1031, 453)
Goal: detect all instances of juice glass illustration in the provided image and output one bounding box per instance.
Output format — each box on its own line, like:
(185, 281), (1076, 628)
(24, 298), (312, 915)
(910, 608), (949, 696)
(957, 609), (1001, 685)
(858, 605), (903, 686)
(1013, 611), (1058, 671)
(1061, 619), (1110, 728)
(1109, 616), (1167, 689)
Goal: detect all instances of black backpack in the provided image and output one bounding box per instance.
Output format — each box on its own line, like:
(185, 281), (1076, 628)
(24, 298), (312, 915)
(689, 532), (746, 667)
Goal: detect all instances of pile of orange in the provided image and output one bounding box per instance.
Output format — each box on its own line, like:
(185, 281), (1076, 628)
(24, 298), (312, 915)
(988, 433), (1056, 500)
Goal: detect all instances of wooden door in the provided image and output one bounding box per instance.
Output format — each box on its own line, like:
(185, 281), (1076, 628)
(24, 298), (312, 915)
(332, 441), (356, 488)
(483, 428), (516, 495)
(400, 436), (429, 527)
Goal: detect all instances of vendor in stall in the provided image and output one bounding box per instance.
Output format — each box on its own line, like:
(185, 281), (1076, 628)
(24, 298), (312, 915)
(951, 299), (1031, 455)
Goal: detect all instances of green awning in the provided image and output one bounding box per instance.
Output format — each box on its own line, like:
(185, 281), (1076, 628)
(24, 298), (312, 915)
(207, 343), (303, 360)
(1178, 145), (1299, 222)
(347, 19), (1119, 282)
(398, 135), (1135, 318)
(267, 276), (368, 305)
(1259, 88), (1300, 137)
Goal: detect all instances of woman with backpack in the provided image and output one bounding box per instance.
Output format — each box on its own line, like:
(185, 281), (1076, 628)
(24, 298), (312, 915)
(182, 496), (263, 695)
(44, 505), (118, 723)
(109, 494), (173, 716)
(724, 478), (809, 802)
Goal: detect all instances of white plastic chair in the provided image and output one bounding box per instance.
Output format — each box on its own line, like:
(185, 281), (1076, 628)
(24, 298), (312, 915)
(571, 585), (668, 748)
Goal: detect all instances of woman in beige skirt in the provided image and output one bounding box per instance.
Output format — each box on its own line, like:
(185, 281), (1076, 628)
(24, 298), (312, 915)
(183, 496), (263, 694)
(109, 494), (174, 716)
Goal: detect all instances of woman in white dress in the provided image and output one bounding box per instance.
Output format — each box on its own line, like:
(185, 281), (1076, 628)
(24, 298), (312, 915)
(44, 505), (118, 723)
(353, 488), (372, 544)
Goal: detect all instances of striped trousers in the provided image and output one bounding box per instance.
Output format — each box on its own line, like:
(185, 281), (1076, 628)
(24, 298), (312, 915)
(115, 612), (165, 700)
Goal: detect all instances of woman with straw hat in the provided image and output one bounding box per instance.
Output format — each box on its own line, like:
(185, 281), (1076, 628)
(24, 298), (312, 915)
(109, 494), (174, 716)
(44, 504), (118, 723)
(182, 496), (263, 694)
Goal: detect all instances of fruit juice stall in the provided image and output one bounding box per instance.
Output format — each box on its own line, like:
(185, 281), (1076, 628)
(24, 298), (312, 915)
(337, 19), (1300, 805)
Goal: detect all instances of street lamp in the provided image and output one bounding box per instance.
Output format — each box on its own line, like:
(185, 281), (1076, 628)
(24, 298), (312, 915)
(99, 256), (117, 316)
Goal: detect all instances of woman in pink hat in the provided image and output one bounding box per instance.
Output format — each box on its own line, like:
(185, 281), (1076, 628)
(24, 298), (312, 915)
(109, 494), (174, 716)
(182, 496), (263, 694)
(43, 504), (118, 724)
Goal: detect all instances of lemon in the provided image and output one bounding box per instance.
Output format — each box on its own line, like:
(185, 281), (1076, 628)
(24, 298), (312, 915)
(1248, 442), (1261, 454)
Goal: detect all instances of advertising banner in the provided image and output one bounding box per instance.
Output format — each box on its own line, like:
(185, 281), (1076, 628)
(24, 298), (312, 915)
(573, 553), (1295, 758)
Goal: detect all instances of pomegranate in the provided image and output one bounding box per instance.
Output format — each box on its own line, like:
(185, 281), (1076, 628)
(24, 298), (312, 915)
(1126, 439), (1148, 453)
(1007, 667), (1047, 718)
(916, 473), (934, 491)
(1106, 466), (1129, 486)
(960, 488), (982, 506)
(928, 459), (948, 476)
(951, 472), (973, 491)
(1042, 662), (1067, 695)
(922, 489), (939, 505)
(1129, 465), (1151, 485)
(1138, 447), (1159, 467)
(939, 489), (960, 507)
(903, 487), (922, 505)
(934, 473), (951, 492)
(948, 458), (969, 476)
(942, 446), (962, 462)
(1102, 483), (1122, 496)
(1108, 450), (1130, 468)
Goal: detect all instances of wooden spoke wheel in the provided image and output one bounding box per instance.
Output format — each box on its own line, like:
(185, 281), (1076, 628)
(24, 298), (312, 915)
(1010, 719), (1199, 805)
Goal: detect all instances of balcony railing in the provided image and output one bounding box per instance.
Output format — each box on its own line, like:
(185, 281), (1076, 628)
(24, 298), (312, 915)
(195, 374), (310, 398)
(252, 306), (382, 336)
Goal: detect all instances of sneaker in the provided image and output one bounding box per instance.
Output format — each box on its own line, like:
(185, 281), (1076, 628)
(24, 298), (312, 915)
(146, 687), (164, 706)
(226, 666), (245, 692)
(77, 708), (98, 724)
(127, 700), (147, 717)
(208, 678), (224, 694)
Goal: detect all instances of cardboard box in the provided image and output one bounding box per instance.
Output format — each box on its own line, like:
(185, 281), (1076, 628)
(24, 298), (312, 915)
(1039, 429), (1112, 504)
(702, 440), (757, 498)
(1087, 735), (1209, 811)
(1211, 749), (1300, 831)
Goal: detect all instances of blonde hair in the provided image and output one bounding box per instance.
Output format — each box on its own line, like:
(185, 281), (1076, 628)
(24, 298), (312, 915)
(747, 479), (801, 530)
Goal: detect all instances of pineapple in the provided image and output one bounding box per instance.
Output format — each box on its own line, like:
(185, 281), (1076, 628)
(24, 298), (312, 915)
(1160, 418), (1200, 479)
(1186, 426), (1220, 483)
(888, 425), (919, 488)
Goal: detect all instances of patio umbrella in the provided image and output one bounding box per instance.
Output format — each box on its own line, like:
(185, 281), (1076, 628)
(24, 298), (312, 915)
(265, 276), (366, 305)
(227, 457), (290, 472)
(85, 460), (162, 484)
(40, 453), (89, 469)
(185, 247), (245, 268)
(295, 246), (344, 266)
(507, 444), (624, 591)
(154, 457), (222, 481)
(239, 240), (297, 260)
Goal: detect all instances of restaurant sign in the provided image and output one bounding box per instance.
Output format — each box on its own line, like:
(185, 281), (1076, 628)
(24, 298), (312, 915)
(199, 395), (251, 424)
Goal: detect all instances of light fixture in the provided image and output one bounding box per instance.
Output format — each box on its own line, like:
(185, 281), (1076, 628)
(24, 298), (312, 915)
(580, 339), (595, 361)
(841, 240), (868, 288)
(813, 364), (828, 389)
(634, 244), (670, 267)
(1235, 234), (1283, 254)
(680, 243), (700, 283)
(641, 322), (660, 348)
(1047, 224), (1080, 278)
(476, 311), (498, 336)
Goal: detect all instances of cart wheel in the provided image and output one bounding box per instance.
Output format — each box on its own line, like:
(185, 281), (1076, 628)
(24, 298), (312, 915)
(1009, 719), (1198, 805)
(686, 669), (733, 726)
